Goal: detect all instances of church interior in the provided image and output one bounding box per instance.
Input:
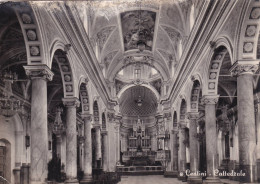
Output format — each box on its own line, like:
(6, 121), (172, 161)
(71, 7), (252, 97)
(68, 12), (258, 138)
(0, 0), (260, 184)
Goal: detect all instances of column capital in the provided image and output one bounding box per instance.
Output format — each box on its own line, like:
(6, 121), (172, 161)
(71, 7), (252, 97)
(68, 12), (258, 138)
(107, 112), (115, 122)
(171, 129), (178, 134)
(23, 65), (54, 81)
(201, 95), (219, 105)
(163, 112), (172, 121)
(187, 112), (200, 120)
(93, 123), (101, 128)
(229, 60), (259, 76)
(101, 130), (108, 135)
(179, 121), (187, 129)
(62, 97), (80, 108)
(81, 113), (92, 121)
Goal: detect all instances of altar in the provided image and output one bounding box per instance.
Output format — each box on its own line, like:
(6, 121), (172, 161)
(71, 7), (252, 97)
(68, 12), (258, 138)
(122, 118), (157, 166)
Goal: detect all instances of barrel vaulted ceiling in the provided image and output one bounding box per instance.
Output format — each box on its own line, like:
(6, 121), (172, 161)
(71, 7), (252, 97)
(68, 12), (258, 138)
(85, 0), (204, 82)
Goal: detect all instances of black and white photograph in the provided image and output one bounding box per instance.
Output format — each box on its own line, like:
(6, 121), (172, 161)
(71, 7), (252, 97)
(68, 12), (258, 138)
(0, 0), (259, 184)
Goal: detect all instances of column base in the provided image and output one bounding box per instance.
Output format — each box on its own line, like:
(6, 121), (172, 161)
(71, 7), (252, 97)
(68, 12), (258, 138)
(257, 160), (260, 183)
(203, 177), (222, 184)
(187, 176), (202, 184)
(239, 164), (257, 183)
(164, 171), (178, 178)
(80, 174), (92, 184)
(65, 178), (79, 184)
(178, 172), (187, 181)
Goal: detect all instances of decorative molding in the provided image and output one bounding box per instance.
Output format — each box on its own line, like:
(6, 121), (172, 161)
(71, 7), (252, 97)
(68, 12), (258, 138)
(81, 113), (92, 122)
(107, 112), (114, 122)
(187, 112), (200, 120)
(230, 60), (259, 76)
(164, 112), (171, 120)
(96, 26), (116, 52)
(62, 97), (80, 108)
(23, 65), (54, 81)
(201, 95), (219, 105)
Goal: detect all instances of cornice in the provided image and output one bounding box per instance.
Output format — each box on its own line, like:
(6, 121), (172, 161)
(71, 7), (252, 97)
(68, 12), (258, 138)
(52, 3), (117, 109)
(163, 0), (235, 105)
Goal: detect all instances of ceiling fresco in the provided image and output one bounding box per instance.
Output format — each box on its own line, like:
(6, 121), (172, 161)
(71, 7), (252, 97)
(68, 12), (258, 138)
(120, 10), (156, 51)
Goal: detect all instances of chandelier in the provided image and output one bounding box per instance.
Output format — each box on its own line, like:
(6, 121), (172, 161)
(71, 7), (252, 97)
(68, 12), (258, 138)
(0, 70), (21, 118)
(135, 95), (143, 106)
(218, 105), (230, 134)
(53, 107), (66, 135)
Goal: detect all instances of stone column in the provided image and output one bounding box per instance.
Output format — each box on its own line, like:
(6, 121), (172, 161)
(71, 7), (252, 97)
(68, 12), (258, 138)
(201, 95), (221, 184)
(23, 65), (54, 184)
(62, 98), (80, 184)
(81, 114), (92, 182)
(187, 112), (202, 184)
(255, 102), (260, 182)
(114, 115), (122, 164)
(56, 135), (62, 158)
(171, 129), (178, 177)
(101, 130), (108, 171)
(230, 61), (258, 183)
(94, 125), (102, 168)
(178, 122), (187, 181)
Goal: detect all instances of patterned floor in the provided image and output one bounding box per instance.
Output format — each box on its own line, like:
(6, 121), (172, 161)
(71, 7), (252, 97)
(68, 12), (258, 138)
(118, 175), (241, 184)
(118, 175), (186, 184)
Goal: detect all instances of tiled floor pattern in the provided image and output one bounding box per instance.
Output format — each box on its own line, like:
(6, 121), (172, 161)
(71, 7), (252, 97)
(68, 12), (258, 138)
(119, 175), (186, 184)
(118, 175), (240, 184)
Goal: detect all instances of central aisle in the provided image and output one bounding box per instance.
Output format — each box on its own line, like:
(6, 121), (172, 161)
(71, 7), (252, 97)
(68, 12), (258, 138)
(118, 175), (186, 184)
(118, 175), (240, 184)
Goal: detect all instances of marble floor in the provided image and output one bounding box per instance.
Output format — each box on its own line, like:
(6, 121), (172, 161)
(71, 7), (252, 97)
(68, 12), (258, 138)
(118, 175), (186, 184)
(118, 175), (240, 184)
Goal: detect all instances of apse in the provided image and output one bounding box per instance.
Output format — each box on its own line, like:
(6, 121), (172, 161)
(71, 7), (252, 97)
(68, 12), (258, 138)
(119, 86), (158, 117)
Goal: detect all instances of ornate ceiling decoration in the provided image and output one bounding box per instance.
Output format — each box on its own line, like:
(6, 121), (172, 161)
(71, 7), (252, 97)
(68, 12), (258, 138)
(120, 10), (156, 51)
(119, 86), (158, 117)
(103, 50), (118, 69)
(96, 26), (116, 52)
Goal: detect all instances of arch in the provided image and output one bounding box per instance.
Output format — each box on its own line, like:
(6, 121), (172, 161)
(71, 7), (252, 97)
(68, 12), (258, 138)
(51, 49), (76, 98)
(117, 83), (160, 100)
(107, 56), (170, 81)
(236, 1), (260, 60)
(190, 80), (201, 113)
(93, 101), (99, 123)
(102, 112), (106, 130)
(206, 45), (231, 95)
(180, 99), (187, 122)
(14, 3), (46, 65)
(79, 80), (90, 114)
(49, 39), (68, 67)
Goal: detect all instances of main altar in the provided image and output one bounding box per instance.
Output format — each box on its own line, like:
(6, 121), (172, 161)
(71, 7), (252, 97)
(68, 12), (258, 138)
(117, 116), (171, 175)
(122, 118), (156, 166)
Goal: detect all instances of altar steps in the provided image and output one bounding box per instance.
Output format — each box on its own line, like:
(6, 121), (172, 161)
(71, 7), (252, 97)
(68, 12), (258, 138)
(117, 165), (164, 176)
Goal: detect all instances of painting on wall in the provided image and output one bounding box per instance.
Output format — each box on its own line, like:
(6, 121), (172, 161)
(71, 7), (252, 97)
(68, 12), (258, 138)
(120, 10), (156, 51)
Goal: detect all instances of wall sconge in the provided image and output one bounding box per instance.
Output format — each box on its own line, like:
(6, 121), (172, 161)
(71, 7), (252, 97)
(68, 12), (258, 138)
(25, 135), (30, 148)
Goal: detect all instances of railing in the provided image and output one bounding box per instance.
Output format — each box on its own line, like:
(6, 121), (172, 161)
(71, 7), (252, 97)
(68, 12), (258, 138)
(0, 176), (10, 184)
(117, 166), (163, 173)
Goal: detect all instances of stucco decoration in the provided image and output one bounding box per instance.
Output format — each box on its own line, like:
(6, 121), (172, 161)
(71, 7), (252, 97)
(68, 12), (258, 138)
(120, 10), (156, 51)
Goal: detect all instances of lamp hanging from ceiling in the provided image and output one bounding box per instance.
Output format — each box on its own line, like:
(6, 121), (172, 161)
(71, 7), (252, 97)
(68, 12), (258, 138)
(52, 107), (66, 136)
(135, 95), (143, 106)
(0, 70), (21, 118)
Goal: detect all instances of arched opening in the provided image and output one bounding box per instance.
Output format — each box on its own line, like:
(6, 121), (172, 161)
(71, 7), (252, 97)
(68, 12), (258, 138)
(0, 139), (11, 184)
